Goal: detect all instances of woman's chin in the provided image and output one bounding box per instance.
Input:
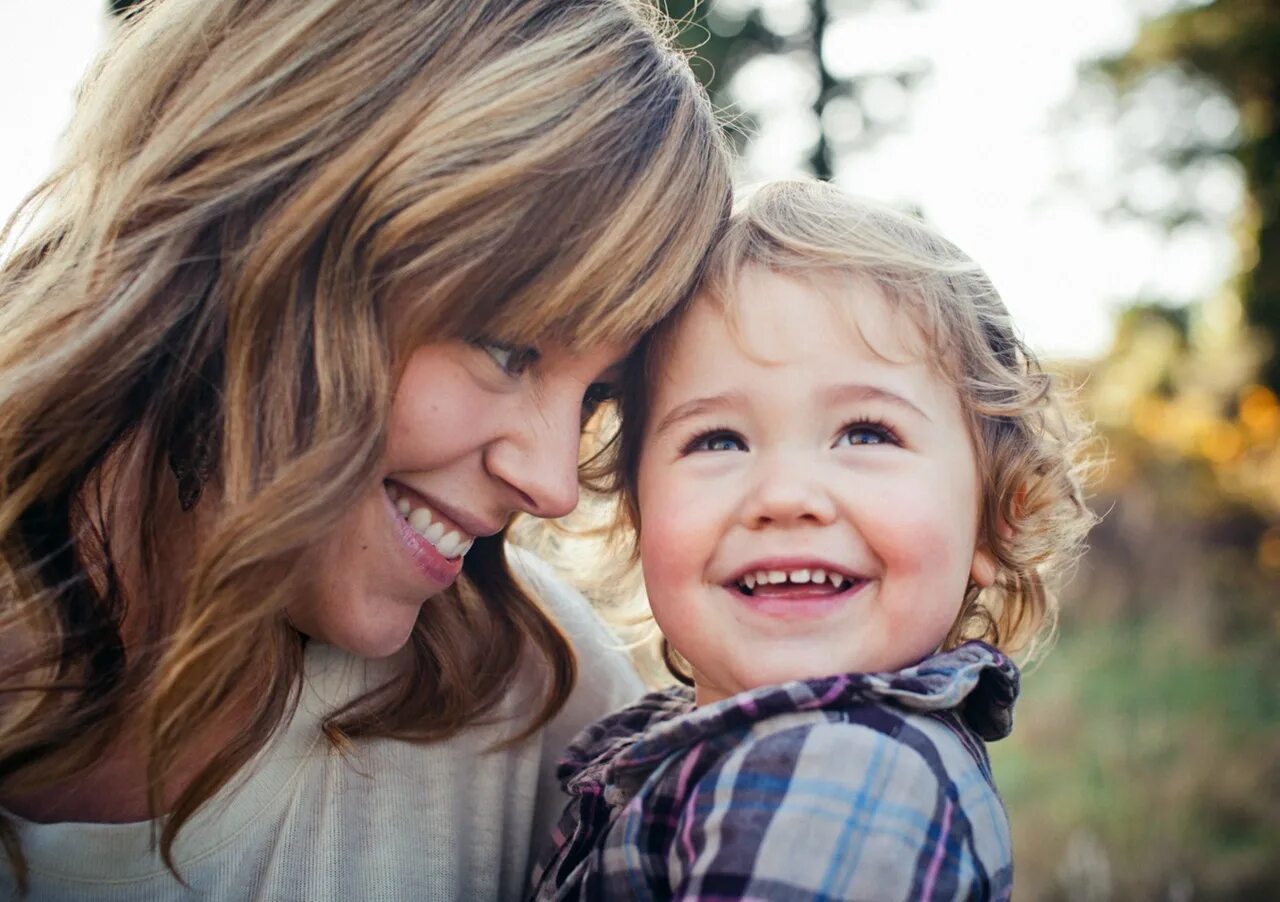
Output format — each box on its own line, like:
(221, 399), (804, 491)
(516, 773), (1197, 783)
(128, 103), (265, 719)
(291, 595), (423, 660)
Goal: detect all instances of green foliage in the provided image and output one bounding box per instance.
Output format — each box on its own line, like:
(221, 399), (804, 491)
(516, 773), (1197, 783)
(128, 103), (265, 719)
(663, 1), (930, 178)
(1098, 0), (1280, 391)
(993, 621), (1280, 899)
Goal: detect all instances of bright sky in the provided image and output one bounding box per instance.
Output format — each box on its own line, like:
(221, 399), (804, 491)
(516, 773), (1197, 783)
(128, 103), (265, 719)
(0, 0), (1242, 360)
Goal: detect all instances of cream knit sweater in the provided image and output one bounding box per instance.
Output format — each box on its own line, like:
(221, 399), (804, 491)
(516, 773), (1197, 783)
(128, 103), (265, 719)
(2, 548), (643, 900)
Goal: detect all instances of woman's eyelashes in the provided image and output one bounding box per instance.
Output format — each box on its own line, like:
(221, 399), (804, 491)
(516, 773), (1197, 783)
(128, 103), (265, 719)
(476, 340), (540, 377)
(581, 381), (617, 423)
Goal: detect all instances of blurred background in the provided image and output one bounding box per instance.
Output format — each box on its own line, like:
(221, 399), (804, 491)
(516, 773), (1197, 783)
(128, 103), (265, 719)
(2, 0), (1277, 898)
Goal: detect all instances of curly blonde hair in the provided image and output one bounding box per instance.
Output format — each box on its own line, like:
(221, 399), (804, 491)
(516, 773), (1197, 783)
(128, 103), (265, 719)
(583, 179), (1096, 678)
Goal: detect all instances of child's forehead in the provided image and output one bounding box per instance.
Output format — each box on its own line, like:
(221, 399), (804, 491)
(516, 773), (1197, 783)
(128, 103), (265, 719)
(692, 265), (939, 369)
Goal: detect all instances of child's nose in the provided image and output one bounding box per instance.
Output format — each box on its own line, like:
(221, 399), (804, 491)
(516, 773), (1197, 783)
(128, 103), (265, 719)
(740, 456), (838, 528)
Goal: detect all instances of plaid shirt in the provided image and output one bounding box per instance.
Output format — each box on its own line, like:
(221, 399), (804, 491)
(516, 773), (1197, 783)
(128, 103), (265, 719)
(530, 641), (1018, 901)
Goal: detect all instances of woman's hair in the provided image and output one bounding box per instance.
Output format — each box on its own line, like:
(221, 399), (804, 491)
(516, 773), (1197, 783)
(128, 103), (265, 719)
(0, 0), (730, 882)
(585, 178), (1096, 680)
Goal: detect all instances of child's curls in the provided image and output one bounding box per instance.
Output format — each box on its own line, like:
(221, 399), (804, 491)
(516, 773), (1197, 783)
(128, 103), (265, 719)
(582, 178), (1098, 670)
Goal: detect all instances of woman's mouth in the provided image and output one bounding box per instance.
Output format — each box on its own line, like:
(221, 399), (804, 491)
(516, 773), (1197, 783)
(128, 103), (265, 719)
(383, 480), (474, 587)
(385, 481), (474, 559)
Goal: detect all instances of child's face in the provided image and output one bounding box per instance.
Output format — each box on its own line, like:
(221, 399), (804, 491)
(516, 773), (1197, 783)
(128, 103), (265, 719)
(636, 267), (995, 705)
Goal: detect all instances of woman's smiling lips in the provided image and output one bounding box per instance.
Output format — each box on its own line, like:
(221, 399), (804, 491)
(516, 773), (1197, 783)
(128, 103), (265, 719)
(383, 479), (493, 588)
(722, 557), (869, 620)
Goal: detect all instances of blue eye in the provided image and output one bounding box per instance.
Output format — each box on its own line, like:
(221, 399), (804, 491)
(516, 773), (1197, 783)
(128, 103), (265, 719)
(685, 430), (747, 453)
(836, 419), (899, 447)
(478, 341), (540, 377)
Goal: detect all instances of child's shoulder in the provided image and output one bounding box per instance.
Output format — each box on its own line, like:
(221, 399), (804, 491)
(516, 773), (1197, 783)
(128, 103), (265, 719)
(678, 640), (1018, 788)
(546, 643), (1019, 900)
(560, 640), (1018, 795)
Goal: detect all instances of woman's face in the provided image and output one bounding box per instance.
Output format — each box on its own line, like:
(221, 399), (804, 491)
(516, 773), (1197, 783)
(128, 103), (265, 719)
(288, 338), (625, 658)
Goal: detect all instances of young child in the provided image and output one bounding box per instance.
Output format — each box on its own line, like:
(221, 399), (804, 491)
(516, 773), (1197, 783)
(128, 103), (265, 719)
(530, 180), (1094, 900)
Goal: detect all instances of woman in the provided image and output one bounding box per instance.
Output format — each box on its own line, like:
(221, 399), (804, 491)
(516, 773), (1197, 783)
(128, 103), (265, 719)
(0, 0), (730, 897)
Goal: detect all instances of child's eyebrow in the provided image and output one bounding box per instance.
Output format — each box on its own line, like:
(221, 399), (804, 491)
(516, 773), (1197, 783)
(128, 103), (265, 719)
(651, 390), (748, 438)
(821, 382), (932, 422)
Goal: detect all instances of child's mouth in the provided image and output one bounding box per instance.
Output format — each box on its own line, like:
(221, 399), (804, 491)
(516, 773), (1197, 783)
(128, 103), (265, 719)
(731, 567), (858, 598)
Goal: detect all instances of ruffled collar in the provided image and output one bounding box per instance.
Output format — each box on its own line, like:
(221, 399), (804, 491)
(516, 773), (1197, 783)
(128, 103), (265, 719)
(560, 641), (1018, 793)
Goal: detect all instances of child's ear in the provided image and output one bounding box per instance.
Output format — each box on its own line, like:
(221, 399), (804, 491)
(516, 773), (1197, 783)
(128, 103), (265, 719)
(970, 511), (1014, 588)
(971, 481), (1024, 587)
(970, 548), (999, 588)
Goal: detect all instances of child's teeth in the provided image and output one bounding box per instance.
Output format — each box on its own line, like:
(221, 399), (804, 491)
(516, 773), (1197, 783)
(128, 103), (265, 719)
(743, 573), (756, 590)
(424, 521), (445, 543)
(789, 569), (810, 583)
(396, 498), (411, 515)
(830, 573), (843, 588)
(767, 570), (786, 584)
(755, 571), (770, 586)
(811, 568), (826, 583)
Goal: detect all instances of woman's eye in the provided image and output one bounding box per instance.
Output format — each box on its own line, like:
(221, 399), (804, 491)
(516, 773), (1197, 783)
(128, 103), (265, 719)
(478, 341), (540, 377)
(580, 382), (617, 423)
(836, 420), (899, 447)
(684, 430), (747, 453)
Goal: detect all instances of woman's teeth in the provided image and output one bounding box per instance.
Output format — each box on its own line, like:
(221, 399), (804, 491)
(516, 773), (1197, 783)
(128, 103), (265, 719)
(387, 486), (474, 559)
(738, 568), (851, 592)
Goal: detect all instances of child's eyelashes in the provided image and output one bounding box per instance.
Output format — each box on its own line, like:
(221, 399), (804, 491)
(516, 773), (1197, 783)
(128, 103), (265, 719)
(682, 428), (747, 454)
(835, 417), (901, 448)
(679, 419), (901, 455)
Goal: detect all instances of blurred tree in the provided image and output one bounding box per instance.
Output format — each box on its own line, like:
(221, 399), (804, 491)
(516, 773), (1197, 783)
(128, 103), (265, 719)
(664, 0), (930, 178)
(1098, 0), (1280, 391)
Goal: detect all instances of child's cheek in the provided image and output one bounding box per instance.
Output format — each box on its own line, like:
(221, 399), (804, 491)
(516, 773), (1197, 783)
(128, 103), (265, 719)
(871, 487), (979, 592)
(637, 478), (709, 604)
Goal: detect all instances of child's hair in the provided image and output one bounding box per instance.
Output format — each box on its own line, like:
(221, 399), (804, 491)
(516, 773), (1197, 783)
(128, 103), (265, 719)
(585, 179), (1096, 676)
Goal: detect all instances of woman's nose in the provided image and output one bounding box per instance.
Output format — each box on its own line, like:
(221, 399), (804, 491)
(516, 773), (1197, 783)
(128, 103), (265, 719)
(741, 454), (837, 528)
(484, 398), (581, 520)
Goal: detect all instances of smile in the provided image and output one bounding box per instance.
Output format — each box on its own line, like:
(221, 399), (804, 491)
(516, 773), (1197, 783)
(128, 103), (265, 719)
(384, 481), (475, 560)
(732, 566), (859, 596)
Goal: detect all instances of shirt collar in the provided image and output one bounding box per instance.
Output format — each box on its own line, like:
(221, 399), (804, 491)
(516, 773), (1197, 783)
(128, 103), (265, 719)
(560, 641), (1019, 790)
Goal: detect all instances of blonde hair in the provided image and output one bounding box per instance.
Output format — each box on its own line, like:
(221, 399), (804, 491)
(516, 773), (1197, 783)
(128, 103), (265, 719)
(0, 0), (730, 884)
(586, 178), (1095, 679)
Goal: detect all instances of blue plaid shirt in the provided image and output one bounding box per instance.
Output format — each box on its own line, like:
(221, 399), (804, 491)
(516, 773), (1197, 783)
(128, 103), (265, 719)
(530, 641), (1018, 901)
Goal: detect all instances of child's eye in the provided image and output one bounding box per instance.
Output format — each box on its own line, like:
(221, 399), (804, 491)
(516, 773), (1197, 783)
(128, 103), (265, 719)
(580, 381), (617, 424)
(835, 419), (900, 447)
(476, 341), (540, 377)
(683, 429), (747, 454)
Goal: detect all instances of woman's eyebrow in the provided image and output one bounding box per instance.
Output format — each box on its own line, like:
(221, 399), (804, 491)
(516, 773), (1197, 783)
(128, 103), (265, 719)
(821, 382), (932, 422)
(652, 390), (748, 437)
